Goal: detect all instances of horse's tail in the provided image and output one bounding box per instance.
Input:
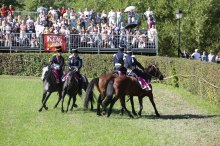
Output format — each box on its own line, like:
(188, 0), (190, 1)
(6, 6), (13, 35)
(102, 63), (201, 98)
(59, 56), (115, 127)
(84, 77), (99, 109)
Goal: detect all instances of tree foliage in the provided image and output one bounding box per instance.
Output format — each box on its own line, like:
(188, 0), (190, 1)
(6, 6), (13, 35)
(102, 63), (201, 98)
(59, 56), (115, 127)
(4, 0), (220, 56)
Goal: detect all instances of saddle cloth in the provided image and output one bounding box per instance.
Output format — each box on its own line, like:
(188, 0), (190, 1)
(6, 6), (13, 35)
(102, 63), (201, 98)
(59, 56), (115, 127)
(137, 76), (151, 91)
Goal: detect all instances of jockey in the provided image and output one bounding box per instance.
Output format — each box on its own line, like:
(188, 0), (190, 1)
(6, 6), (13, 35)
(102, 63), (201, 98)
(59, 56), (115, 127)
(68, 49), (84, 95)
(50, 46), (64, 84)
(68, 49), (82, 72)
(113, 46), (126, 70)
(124, 50), (144, 74)
(124, 50), (151, 90)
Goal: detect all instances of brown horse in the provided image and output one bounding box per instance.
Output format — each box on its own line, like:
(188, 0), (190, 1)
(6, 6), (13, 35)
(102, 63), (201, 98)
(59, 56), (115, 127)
(84, 65), (164, 117)
(84, 72), (118, 115)
(107, 65), (164, 118)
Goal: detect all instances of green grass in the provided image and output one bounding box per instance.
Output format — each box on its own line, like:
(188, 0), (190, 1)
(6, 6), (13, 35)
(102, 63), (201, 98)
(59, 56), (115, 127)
(0, 75), (220, 146)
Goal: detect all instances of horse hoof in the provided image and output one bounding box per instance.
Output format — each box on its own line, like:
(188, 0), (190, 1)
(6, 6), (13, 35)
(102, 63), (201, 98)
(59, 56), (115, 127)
(97, 113), (102, 116)
(61, 109), (64, 113)
(101, 111), (106, 116)
(45, 107), (48, 110)
(129, 115), (134, 118)
(156, 113), (160, 117)
(73, 104), (78, 108)
(138, 112), (142, 116)
(132, 112), (138, 116)
(53, 105), (57, 109)
(38, 109), (42, 112)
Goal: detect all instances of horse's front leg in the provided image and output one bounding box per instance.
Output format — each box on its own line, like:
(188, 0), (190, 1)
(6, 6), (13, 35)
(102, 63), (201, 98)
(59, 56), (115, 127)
(42, 91), (48, 110)
(61, 91), (67, 113)
(148, 92), (160, 117)
(53, 90), (62, 109)
(120, 95), (133, 118)
(38, 92), (51, 112)
(66, 95), (72, 112)
(137, 96), (143, 116)
(107, 96), (119, 117)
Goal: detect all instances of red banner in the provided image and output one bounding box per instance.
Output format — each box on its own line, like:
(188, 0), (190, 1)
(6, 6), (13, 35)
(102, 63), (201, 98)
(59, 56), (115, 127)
(44, 34), (66, 52)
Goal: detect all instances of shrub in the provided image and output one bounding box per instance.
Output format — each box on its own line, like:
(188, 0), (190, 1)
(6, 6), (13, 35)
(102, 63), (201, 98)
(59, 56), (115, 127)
(0, 53), (219, 105)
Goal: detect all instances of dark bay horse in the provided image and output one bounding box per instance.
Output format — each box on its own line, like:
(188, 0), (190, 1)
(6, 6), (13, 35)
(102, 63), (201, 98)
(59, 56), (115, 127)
(60, 67), (94, 112)
(107, 65), (164, 118)
(38, 65), (63, 112)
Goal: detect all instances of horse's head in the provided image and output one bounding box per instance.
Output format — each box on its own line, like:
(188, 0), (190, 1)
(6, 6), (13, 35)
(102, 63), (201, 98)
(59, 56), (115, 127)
(41, 66), (49, 81)
(41, 65), (53, 81)
(145, 64), (164, 80)
(69, 66), (78, 73)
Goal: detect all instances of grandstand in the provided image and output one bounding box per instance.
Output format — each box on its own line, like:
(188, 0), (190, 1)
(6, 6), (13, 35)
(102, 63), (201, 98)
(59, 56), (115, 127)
(0, 6), (158, 55)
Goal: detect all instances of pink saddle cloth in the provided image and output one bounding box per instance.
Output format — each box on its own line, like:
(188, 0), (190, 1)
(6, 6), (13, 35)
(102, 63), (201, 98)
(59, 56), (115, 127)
(52, 70), (60, 81)
(62, 72), (70, 82)
(137, 76), (151, 90)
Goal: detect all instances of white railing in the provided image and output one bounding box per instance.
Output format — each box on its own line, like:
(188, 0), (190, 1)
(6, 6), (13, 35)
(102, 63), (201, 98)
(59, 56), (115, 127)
(0, 33), (158, 54)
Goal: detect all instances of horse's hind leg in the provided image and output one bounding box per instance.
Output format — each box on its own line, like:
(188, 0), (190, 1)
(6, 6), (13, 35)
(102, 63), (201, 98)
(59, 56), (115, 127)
(120, 95), (133, 118)
(107, 96), (119, 117)
(148, 92), (160, 117)
(38, 92), (51, 112)
(102, 95), (113, 115)
(129, 96), (137, 116)
(54, 91), (62, 109)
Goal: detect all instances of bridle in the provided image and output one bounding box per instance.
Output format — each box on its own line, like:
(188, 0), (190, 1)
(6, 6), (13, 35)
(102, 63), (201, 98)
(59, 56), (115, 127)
(145, 65), (162, 79)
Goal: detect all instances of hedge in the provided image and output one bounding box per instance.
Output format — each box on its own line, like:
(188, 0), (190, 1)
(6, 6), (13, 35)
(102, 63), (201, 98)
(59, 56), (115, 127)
(0, 53), (219, 105)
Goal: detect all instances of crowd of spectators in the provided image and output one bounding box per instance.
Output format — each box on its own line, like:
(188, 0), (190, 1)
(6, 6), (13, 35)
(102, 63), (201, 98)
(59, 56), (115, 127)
(0, 4), (157, 49)
(182, 49), (220, 64)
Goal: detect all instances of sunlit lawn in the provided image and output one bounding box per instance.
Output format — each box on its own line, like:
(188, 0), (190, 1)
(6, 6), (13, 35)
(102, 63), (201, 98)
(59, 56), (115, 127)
(0, 75), (219, 146)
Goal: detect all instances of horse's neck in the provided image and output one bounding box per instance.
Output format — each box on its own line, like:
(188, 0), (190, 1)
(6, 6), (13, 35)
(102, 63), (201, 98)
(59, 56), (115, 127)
(67, 71), (78, 85)
(143, 70), (152, 82)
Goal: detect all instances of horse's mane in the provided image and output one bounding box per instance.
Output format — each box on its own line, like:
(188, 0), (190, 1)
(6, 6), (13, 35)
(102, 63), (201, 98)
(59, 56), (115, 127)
(143, 64), (155, 73)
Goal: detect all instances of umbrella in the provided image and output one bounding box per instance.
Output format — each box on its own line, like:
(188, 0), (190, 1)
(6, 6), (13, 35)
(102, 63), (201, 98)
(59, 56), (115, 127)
(125, 23), (138, 29)
(124, 6), (136, 12)
(37, 7), (47, 13)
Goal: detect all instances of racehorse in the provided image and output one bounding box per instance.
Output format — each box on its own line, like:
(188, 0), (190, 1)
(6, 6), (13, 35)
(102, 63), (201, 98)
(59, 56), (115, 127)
(39, 65), (93, 112)
(60, 67), (94, 112)
(84, 64), (164, 117)
(107, 65), (164, 118)
(38, 64), (63, 112)
(84, 72), (118, 115)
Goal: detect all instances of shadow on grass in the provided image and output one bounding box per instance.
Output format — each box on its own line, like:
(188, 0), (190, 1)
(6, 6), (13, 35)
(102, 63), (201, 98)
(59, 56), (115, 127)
(141, 114), (219, 120)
